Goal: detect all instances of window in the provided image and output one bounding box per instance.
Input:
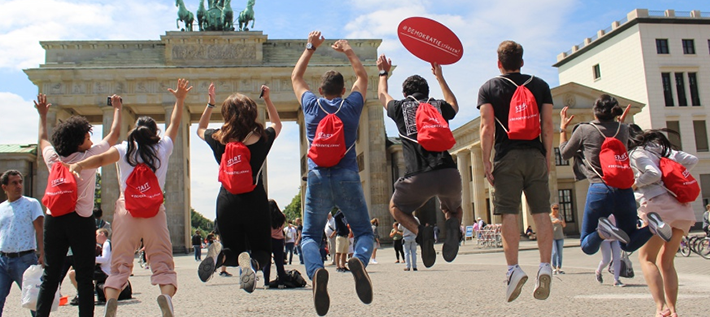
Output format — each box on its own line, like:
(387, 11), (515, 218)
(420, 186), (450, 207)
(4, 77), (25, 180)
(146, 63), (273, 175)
(689, 73), (701, 106)
(656, 39), (669, 54)
(592, 64), (601, 80)
(557, 189), (574, 223)
(694, 121), (709, 152)
(469, 166), (472, 182)
(554, 147), (569, 166)
(661, 73), (674, 107)
(666, 121), (682, 150)
(682, 39), (695, 54)
(701, 174), (710, 206)
(708, 39), (710, 54)
(675, 73), (687, 107)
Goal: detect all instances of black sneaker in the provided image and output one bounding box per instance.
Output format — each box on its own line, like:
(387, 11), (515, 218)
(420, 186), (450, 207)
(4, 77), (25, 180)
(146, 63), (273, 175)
(442, 217), (461, 262)
(312, 268), (330, 316)
(417, 225), (436, 268)
(198, 242), (222, 282)
(69, 295), (79, 306)
(347, 257), (373, 304)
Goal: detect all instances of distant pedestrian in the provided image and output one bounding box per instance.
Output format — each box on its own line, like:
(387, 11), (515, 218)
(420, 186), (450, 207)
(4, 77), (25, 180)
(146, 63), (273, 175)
(595, 216), (624, 287)
(295, 218), (304, 264)
(333, 211), (349, 272)
(433, 224), (440, 243)
(324, 213), (336, 266)
(400, 217), (420, 271)
(389, 222), (404, 263)
(263, 200), (287, 289)
(370, 218), (380, 264)
(550, 203), (566, 274)
(192, 230), (203, 262)
(284, 222), (297, 265)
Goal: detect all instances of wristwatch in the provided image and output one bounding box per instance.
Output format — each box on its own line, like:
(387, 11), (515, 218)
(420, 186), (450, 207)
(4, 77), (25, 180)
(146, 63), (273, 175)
(306, 42), (316, 51)
(379, 70), (388, 77)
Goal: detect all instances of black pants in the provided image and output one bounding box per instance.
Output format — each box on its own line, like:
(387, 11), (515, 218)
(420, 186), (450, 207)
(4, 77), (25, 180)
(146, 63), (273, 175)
(393, 239), (405, 261)
(263, 238), (287, 286)
(37, 213), (96, 317)
(216, 187), (271, 270)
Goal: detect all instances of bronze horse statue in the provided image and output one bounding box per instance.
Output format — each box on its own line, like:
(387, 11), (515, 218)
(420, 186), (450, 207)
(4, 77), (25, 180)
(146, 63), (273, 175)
(237, 0), (255, 31)
(176, 0), (194, 31)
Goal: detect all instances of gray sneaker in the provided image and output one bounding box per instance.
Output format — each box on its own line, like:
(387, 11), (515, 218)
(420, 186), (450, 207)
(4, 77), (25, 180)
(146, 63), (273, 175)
(157, 294), (174, 317)
(198, 242), (222, 282)
(595, 271), (603, 284)
(646, 212), (672, 242)
(238, 252), (257, 293)
(597, 217), (630, 244)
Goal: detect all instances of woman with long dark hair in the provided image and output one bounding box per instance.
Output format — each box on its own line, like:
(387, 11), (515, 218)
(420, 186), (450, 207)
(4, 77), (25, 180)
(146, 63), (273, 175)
(559, 94), (671, 256)
(629, 127), (697, 317)
(196, 83), (282, 293)
(69, 78), (192, 317)
(264, 199), (288, 288)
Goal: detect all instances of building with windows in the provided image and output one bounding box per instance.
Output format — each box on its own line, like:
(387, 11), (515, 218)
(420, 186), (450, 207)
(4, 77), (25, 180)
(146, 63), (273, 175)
(554, 8), (710, 224)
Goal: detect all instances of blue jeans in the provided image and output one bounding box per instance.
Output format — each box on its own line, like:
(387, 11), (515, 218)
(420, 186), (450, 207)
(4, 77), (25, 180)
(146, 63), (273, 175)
(0, 252), (38, 316)
(193, 245), (202, 261)
(551, 239), (564, 268)
(403, 239), (417, 269)
(580, 183), (653, 254)
(302, 168), (373, 279)
(284, 243), (295, 264)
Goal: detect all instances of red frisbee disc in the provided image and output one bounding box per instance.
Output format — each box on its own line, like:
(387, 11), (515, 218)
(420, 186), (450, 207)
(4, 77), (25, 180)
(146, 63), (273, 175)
(397, 17), (464, 65)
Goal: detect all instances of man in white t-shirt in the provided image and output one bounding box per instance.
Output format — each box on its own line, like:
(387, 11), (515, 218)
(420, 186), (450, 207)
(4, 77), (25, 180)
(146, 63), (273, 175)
(284, 222), (297, 265)
(0, 170), (44, 315)
(323, 213), (336, 266)
(33, 93), (123, 316)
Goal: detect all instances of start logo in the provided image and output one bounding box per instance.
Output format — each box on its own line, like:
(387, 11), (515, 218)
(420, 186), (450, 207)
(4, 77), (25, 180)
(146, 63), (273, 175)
(614, 153), (629, 162)
(51, 178), (65, 187)
(515, 103), (527, 113)
(317, 132), (334, 139)
(136, 182), (150, 193)
(226, 155), (242, 167)
(683, 169), (691, 178)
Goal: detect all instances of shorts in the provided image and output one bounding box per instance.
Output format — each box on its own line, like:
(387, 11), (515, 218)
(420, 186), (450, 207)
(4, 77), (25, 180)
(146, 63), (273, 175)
(638, 192), (697, 235)
(335, 236), (349, 254)
(391, 168), (462, 214)
(492, 148), (550, 215)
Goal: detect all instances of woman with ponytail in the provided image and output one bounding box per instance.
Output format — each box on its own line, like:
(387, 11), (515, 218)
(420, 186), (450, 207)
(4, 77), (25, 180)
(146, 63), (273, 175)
(628, 127), (697, 317)
(195, 83), (282, 293)
(69, 79), (192, 317)
(559, 94), (671, 257)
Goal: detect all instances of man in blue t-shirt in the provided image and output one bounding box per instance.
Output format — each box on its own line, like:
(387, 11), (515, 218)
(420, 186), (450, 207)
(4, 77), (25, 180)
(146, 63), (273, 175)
(291, 30), (373, 316)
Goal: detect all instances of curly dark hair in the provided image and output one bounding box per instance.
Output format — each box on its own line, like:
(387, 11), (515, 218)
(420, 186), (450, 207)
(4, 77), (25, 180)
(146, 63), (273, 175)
(320, 70), (345, 96)
(402, 75), (429, 97)
(51, 116), (93, 157)
(126, 116), (161, 172)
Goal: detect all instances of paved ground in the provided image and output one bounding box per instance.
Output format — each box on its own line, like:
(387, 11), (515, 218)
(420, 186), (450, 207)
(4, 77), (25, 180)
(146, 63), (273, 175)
(4, 237), (708, 316)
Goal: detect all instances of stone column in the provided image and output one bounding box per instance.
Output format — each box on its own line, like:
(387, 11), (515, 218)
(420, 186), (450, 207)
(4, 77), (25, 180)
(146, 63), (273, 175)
(100, 106), (135, 223)
(297, 111), (307, 216)
(469, 146), (486, 226)
(365, 101), (389, 241)
(456, 152), (472, 227)
(163, 104), (191, 254)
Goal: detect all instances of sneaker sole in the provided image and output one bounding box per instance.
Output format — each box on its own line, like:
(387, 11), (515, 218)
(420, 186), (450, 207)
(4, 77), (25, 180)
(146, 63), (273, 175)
(442, 217), (461, 262)
(599, 218), (630, 244)
(239, 252), (256, 293)
(104, 298), (117, 317)
(647, 212), (672, 242)
(348, 258), (373, 304)
(420, 227), (436, 268)
(157, 295), (174, 317)
(198, 243), (222, 282)
(533, 274), (551, 300)
(507, 275), (528, 302)
(313, 269), (330, 316)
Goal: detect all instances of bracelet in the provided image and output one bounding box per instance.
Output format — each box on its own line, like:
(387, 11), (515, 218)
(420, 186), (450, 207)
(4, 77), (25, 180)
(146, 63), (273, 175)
(207, 103), (215, 108)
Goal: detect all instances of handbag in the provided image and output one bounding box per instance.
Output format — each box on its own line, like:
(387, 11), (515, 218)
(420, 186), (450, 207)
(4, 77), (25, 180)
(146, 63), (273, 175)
(608, 251), (634, 278)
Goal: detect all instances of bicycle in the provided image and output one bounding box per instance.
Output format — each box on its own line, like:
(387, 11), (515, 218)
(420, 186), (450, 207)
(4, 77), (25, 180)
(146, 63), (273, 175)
(678, 235), (691, 257)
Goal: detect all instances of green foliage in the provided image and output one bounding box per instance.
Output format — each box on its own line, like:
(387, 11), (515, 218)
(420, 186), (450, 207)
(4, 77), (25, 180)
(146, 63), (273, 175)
(283, 192), (302, 221)
(191, 208), (213, 238)
(94, 173), (101, 206)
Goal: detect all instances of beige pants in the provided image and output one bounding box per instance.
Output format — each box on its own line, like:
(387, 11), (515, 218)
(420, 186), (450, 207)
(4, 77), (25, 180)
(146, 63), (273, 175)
(104, 197), (177, 291)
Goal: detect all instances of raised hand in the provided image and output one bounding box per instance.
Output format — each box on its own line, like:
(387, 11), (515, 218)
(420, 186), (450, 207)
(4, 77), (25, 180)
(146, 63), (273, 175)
(208, 82), (216, 105)
(67, 162), (83, 180)
(560, 106), (575, 130)
(431, 62), (443, 79)
(261, 85), (271, 100)
(109, 94), (122, 110)
(377, 54), (392, 72)
(33, 93), (51, 117)
(618, 104), (631, 123)
(308, 31), (325, 49)
(331, 40), (352, 53)
(168, 78), (193, 100)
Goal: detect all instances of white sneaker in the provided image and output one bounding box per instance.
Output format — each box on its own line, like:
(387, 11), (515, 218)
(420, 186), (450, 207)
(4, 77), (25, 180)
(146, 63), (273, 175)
(646, 212), (672, 242)
(103, 298), (117, 317)
(533, 264), (552, 300)
(370, 259), (378, 264)
(505, 266), (528, 302)
(597, 217), (630, 244)
(613, 280), (626, 287)
(157, 294), (174, 317)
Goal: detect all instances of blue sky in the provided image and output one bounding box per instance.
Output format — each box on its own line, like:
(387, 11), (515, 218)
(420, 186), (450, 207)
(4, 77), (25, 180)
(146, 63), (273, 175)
(0, 0), (706, 220)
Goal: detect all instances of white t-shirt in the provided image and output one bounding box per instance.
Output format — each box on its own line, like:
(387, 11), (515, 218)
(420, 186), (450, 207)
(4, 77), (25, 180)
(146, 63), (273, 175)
(114, 136), (173, 192)
(324, 216), (336, 237)
(284, 226), (297, 243)
(95, 240), (112, 275)
(0, 196), (44, 252)
(43, 140), (111, 217)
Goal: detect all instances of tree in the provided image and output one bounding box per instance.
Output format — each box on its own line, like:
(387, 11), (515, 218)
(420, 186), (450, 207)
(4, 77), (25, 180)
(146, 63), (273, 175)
(94, 172), (101, 207)
(191, 208), (213, 238)
(283, 192), (301, 221)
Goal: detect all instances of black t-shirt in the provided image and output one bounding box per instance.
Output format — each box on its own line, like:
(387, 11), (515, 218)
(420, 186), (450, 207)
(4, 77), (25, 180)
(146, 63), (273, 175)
(477, 73), (553, 161)
(334, 212), (349, 237)
(204, 127), (276, 190)
(387, 93), (457, 176)
(191, 234), (202, 246)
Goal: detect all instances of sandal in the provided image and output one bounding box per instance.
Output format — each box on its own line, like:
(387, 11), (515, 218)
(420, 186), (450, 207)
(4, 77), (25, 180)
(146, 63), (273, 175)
(657, 308), (671, 317)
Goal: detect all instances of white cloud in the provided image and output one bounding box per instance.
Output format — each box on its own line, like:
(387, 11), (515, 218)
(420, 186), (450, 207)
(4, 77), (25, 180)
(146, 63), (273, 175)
(0, 93), (38, 145)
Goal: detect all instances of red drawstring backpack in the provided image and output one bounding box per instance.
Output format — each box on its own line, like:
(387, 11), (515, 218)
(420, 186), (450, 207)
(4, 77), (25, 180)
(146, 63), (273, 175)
(308, 99), (355, 167)
(124, 163), (163, 218)
(584, 123), (635, 189)
(495, 75), (540, 140)
(218, 131), (263, 194)
(657, 154), (700, 203)
(398, 96), (455, 152)
(42, 163), (78, 216)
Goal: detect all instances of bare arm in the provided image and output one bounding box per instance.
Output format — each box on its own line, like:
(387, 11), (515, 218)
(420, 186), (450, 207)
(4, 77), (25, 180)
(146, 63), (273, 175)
(33, 216), (44, 266)
(196, 82), (216, 141)
(34, 94), (53, 152)
(102, 95), (123, 145)
(432, 63), (458, 113)
(540, 103), (554, 171)
(376, 54), (394, 109)
(479, 103), (496, 186)
(291, 31), (325, 104)
(333, 40), (367, 100)
(165, 78), (193, 141)
(262, 85), (282, 138)
(68, 147), (121, 179)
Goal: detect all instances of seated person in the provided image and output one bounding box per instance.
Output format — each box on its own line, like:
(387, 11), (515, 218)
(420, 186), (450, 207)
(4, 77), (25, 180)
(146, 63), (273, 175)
(525, 226), (537, 240)
(69, 228), (111, 305)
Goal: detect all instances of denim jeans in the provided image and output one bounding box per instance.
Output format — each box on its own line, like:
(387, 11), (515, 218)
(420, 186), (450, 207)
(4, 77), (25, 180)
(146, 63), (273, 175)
(0, 252), (38, 316)
(302, 168), (373, 279)
(551, 239), (564, 268)
(193, 245), (202, 261)
(580, 183), (653, 254)
(403, 239), (417, 269)
(284, 242), (295, 265)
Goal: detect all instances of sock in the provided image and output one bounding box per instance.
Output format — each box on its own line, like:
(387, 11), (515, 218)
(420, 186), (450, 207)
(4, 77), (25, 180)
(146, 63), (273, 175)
(507, 264), (518, 273)
(540, 263), (551, 270)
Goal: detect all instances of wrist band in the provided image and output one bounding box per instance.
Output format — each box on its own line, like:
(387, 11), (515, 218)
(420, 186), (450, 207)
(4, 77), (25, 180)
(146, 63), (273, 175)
(207, 103), (215, 108)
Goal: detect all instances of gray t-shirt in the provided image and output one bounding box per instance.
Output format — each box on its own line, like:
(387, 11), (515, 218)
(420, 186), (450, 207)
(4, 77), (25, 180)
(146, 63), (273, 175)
(559, 121), (630, 183)
(550, 215), (565, 240)
(399, 216), (420, 241)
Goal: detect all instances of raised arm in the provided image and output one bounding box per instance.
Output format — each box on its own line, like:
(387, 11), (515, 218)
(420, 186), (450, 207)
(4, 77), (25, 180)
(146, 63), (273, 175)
(67, 147), (121, 179)
(291, 31), (325, 104)
(332, 39), (367, 101)
(165, 78), (193, 141)
(34, 94), (53, 152)
(432, 63), (458, 113)
(102, 95), (123, 145)
(261, 85), (282, 138)
(479, 103), (495, 186)
(197, 82), (216, 141)
(376, 54), (394, 110)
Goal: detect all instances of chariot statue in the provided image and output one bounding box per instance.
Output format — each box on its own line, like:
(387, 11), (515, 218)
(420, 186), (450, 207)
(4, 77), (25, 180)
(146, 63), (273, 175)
(176, 0), (255, 32)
